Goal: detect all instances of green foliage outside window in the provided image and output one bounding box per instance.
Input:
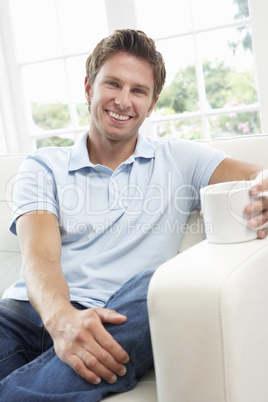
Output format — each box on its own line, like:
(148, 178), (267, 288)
(32, 102), (89, 131)
(32, 102), (71, 130)
(32, 102), (88, 148)
(157, 118), (203, 141)
(155, 60), (259, 139)
(36, 136), (74, 148)
(154, 0), (259, 140)
(76, 103), (90, 126)
(230, 0), (251, 54)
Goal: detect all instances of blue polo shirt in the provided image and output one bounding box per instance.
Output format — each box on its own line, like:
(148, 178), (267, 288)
(5, 131), (227, 307)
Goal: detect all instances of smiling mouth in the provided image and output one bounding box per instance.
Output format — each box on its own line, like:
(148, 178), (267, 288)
(107, 111), (132, 121)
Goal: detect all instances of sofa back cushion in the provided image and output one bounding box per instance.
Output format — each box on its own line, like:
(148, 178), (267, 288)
(0, 154), (26, 253)
(0, 154), (26, 296)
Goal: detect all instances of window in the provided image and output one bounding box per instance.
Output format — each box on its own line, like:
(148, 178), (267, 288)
(134, 0), (260, 139)
(5, 0), (109, 149)
(0, 0), (267, 154)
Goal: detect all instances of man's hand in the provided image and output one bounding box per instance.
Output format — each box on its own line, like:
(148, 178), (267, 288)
(49, 305), (130, 385)
(246, 172), (268, 238)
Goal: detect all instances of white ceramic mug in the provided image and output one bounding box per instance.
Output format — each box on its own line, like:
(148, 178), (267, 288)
(200, 180), (258, 244)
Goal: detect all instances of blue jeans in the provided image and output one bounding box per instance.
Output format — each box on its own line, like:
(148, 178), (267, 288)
(0, 270), (154, 401)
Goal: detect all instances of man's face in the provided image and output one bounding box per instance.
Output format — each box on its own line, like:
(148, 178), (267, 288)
(85, 51), (158, 143)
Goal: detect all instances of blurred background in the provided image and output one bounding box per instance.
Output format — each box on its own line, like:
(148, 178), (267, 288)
(0, 0), (267, 154)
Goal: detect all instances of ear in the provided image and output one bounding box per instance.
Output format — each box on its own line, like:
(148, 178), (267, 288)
(84, 76), (91, 103)
(146, 95), (159, 118)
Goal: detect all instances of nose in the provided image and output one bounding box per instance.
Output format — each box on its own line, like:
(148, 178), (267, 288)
(114, 88), (132, 109)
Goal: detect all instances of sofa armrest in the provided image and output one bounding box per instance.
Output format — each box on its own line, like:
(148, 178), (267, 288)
(148, 237), (268, 402)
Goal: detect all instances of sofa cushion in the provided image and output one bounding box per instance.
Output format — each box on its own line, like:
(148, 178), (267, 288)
(102, 369), (156, 401)
(199, 134), (268, 167)
(0, 201), (20, 252)
(0, 251), (22, 297)
(0, 154), (26, 254)
(0, 154), (26, 201)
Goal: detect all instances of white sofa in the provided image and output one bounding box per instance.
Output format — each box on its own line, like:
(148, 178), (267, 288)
(1, 134), (268, 401)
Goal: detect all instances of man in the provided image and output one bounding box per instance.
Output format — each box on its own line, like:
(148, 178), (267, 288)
(0, 29), (267, 401)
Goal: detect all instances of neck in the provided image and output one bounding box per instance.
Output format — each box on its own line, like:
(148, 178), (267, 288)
(87, 134), (137, 171)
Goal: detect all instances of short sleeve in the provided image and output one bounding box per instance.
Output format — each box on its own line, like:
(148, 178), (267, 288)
(9, 154), (59, 235)
(169, 138), (228, 209)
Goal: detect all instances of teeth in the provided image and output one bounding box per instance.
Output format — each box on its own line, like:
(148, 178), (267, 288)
(108, 111), (130, 121)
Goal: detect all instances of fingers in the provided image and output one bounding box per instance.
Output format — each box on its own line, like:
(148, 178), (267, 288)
(77, 334), (128, 384)
(257, 226), (268, 239)
(95, 308), (128, 325)
(80, 311), (129, 382)
(64, 351), (103, 385)
(66, 345), (126, 385)
(54, 307), (129, 385)
(89, 308), (129, 363)
(248, 209), (268, 231)
(249, 183), (264, 196)
(246, 190), (268, 237)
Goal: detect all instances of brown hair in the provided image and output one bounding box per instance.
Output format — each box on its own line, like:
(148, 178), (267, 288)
(86, 29), (166, 101)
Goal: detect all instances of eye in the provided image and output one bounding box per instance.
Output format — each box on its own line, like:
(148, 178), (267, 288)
(107, 81), (118, 88)
(133, 88), (144, 95)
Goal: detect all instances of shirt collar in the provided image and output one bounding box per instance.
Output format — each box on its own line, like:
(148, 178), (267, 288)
(68, 131), (155, 172)
(131, 133), (155, 160)
(68, 131), (92, 172)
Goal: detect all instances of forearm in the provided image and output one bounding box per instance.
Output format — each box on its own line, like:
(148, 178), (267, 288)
(23, 255), (72, 332)
(209, 157), (264, 185)
(17, 211), (73, 333)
